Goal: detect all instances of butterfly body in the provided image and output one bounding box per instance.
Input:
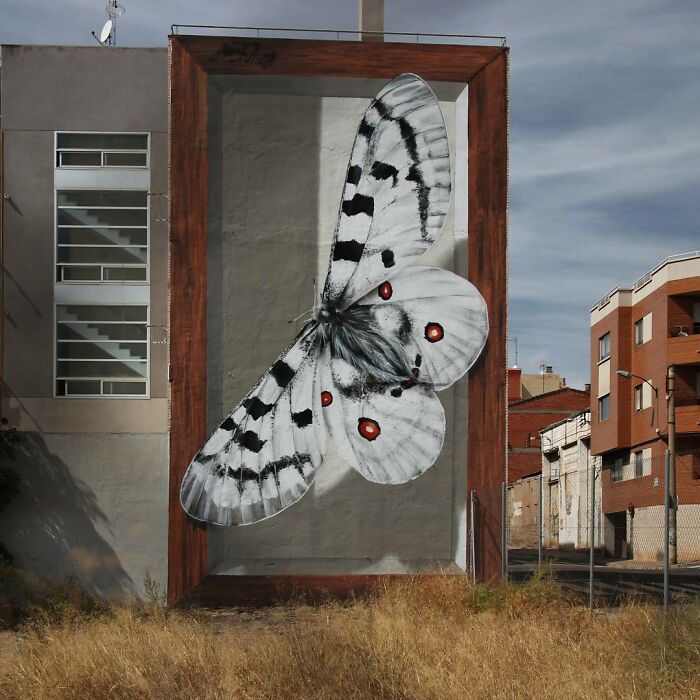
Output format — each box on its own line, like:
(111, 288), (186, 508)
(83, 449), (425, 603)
(180, 74), (489, 527)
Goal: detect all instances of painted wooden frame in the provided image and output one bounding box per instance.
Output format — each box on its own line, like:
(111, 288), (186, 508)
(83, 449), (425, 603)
(168, 34), (508, 605)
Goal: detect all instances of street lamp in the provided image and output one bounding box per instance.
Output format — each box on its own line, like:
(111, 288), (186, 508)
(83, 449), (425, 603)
(617, 368), (677, 603)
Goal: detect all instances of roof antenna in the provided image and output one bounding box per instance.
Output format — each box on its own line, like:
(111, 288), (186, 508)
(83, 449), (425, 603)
(91, 1), (126, 46)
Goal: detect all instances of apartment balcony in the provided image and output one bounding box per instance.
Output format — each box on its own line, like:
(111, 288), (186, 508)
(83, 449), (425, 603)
(668, 333), (700, 366)
(676, 400), (700, 434)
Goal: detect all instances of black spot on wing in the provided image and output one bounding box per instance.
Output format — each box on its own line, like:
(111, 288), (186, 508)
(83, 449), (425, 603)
(346, 164), (362, 185)
(415, 354), (422, 367)
(237, 430), (266, 453)
(271, 360), (295, 388)
(391, 387), (403, 398)
(225, 452), (312, 483)
(370, 161), (399, 187)
(373, 99), (389, 118)
(399, 118), (419, 161)
(292, 408), (313, 429)
(401, 124), (431, 240)
(333, 240), (365, 262)
(381, 249), (395, 268)
(243, 396), (273, 419)
(220, 416), (237, 431)
(358, 118), (374, 140)
(342, 193), (374, 217)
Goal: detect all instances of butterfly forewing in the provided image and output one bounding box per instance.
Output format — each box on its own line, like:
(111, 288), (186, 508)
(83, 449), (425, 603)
(180, 331), (325, 526)
(323, 74), (451, 309)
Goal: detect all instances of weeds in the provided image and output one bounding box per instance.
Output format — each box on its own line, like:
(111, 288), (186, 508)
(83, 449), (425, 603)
(0, 575), (698, 699)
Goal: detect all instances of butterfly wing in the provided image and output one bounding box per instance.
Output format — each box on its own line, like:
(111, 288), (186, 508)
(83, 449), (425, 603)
(322, 73), (451, 309)
(318, 265), (487, 485)
(357, 265), (489, 390)
(318, 346), (445, 484)
(180, 328), (325, 526)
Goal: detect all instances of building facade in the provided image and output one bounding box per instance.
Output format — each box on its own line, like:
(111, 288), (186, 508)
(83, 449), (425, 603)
(507, 372), (590, 482)
(540, 410), (602, 550)
(0, 45), (169, 598)
(590, 252), (700, 561)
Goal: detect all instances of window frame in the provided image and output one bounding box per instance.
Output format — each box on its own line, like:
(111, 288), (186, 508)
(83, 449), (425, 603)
(634, 384), (643, 411)
(598, 332), (611, 362)
(53, 302), (150, 399)
(55, 131), (150, 170)
(598, 393), (611, 422)
(54, 187), (150, 285)
(634, 318), (643, 346)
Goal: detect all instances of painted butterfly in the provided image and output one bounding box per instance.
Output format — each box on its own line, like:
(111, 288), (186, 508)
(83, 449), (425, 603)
(180, 73), (489, 526)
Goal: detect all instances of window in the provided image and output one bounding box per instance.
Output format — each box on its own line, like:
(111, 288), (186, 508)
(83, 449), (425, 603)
(611, 458), (624, 483)
(598, 393), (610, 421)
(56, 133), (148, 168)
(599, 332), (610, 361)
(634, 313), (652, 346)
(634, 384), (643, 411)
(634, 319), (643, 345)
(634, 381), (652, 411)
(56, 304), (148, 397)
(633, 449), (652, 478)
(56, 190), (148, 282)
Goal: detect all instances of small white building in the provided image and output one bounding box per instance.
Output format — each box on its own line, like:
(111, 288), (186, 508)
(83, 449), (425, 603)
(541, 410), (602, 549)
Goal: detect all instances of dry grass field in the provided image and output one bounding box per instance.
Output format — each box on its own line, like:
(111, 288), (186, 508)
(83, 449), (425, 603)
(1, 575), (699, 699)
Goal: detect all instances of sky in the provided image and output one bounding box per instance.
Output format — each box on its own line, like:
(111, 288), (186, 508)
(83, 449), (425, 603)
(1, 0), (698, 388)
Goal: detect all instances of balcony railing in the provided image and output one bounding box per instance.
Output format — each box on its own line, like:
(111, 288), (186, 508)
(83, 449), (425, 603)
(667, 333), (700, 366)
(676, 404), (700, 434)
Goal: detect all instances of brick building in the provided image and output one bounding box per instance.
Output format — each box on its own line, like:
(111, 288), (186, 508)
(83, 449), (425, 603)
(590, 252), (700, 561)
(508, 367), (590, 482)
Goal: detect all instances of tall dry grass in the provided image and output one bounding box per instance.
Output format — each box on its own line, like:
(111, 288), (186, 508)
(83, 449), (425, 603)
(1, 575), (699, 699)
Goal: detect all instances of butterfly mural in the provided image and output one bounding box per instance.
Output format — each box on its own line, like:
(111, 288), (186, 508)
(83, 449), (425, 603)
(180, 73), (489, 526)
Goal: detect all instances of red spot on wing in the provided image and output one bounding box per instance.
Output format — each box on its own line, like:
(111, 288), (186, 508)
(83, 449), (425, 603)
(321, 391), (333, 407)
(378, 281), (393, 300)
(358, 417), (381, 441)
(424, 322), (444, 343)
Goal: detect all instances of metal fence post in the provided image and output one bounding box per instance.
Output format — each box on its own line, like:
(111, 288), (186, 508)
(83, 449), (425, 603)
(664, 449), (670, 611)
(538, 473), (543, 570)
(501, 482), (507, 582)
(589, 456), (595, 610)
(469, 489), (477, 585)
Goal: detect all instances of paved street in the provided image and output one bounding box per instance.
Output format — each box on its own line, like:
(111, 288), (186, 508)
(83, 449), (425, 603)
(507, 548), (700, 603)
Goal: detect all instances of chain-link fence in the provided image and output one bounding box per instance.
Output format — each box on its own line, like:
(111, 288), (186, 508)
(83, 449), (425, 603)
(501, 449), (700, 607)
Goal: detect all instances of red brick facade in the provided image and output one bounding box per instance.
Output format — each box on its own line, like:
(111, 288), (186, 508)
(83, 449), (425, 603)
(508, 387), (590, 482)
(589, 261), (700, 514)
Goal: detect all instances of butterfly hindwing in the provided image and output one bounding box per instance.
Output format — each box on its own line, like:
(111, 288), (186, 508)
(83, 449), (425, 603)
(180, 329), (325, 526)
(323, 74), (451, 308)
(318, 347), (445, 484)
(357, 265), (489, 390)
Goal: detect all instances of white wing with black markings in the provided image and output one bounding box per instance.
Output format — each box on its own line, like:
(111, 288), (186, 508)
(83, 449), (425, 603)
(322, 73), (451, 309)
(180, 327), (326, 526)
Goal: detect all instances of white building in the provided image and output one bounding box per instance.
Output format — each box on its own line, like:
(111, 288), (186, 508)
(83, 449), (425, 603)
(541, 410), (602, 549)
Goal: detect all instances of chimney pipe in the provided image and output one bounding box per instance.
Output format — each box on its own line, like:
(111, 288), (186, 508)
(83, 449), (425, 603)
(359, 0), (384, 41)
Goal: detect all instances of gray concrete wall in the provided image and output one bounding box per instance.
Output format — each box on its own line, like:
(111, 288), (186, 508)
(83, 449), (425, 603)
(0, 432), (168, 599)
(205, 75), (470, 575)
(0, 46), (169, 598)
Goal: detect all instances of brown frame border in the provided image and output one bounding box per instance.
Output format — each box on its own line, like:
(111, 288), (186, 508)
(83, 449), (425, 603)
(168, 35), (508, 605)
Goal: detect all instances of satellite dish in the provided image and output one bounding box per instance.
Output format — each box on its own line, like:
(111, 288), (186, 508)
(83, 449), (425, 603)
(99, 19), (113, 43)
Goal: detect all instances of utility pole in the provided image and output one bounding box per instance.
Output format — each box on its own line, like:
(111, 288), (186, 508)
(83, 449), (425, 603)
(667, 365), (677, 565)
(359, 0), (384, 41)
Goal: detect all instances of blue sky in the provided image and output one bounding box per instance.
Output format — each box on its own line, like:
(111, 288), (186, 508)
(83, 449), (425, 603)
(2, 0), (698, 388)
